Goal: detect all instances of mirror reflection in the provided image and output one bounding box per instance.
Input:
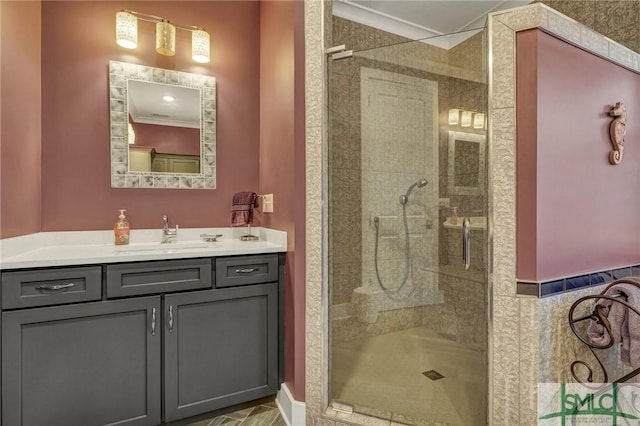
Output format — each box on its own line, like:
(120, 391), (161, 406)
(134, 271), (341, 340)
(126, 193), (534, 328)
(109, 61), (216, 190)
(448, 131), (485, 196)
(128, 80), (201, 174)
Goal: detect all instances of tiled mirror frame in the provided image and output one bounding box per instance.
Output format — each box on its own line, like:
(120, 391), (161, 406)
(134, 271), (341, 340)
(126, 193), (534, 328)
(109, 61), (217, 189)
(303, 2), (640, 426)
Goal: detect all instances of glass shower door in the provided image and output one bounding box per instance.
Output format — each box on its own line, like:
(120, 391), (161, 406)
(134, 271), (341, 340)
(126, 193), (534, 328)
(327, 26), (488, 426)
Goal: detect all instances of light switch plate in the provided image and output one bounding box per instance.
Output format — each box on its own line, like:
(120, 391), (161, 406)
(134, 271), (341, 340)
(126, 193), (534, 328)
(263, 193), (274, 213)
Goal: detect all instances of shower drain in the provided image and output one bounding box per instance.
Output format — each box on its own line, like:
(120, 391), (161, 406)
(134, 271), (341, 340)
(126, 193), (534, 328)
(422, 370), (445, 381)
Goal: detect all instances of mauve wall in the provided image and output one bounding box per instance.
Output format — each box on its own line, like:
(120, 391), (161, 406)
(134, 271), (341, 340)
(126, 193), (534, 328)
(132, 123), (200, 156)
(40, 1), (260, 231)
(0, 1), (42, 239)
(516, 30), (640, 281)
(259, 0), (305, 401)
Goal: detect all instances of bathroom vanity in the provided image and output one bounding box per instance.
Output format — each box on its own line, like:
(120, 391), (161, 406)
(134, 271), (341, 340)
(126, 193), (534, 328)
(0, 228), (287, 426)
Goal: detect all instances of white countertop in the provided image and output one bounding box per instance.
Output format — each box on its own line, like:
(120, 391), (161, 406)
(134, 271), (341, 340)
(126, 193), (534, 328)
(0, 227), (287, 270)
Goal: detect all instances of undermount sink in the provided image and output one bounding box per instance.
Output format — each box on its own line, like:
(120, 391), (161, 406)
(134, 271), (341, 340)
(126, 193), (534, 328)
(113, 242), (210, 254)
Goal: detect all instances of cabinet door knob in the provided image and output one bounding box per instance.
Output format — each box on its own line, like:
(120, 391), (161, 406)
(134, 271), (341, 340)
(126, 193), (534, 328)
(168, 305), (174, 333)
(36, 282), (75, 292)
(151, 308), (157, 336)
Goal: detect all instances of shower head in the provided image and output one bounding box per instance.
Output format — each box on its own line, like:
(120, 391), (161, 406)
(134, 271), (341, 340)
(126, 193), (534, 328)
(399, 178), (428, 205)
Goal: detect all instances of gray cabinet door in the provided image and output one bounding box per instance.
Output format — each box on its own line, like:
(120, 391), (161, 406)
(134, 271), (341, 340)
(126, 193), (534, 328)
(164, 284), (278, 421)
(2, 297), (162, 426)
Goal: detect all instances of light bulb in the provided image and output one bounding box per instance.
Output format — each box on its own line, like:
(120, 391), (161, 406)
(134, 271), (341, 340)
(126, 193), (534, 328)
(192, 29), (210, 63)
(156, 20), (176, 56)
(448, 108), (460, 125)
(461, 111), (472, 127)
(473, 113), (485, 129)
(116, 11), (137, 49)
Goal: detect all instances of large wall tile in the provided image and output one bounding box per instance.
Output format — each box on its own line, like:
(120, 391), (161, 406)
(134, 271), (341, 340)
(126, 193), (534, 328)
(490, 107), (516, 296)
(490, 21), (515, 110)
(492, 296), (521, 425)
(519, 297), (539, 425)
(495, 4), (548, 32)
(547, 9), (582, 45)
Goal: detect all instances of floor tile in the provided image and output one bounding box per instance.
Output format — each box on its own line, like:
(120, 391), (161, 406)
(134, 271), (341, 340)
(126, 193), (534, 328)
(269, 415), (288, 426)
(208, 417), (242, 426)
(179, 397), (285, 426)
(242, 405), (281, 426)
(225, 407), (255, 420)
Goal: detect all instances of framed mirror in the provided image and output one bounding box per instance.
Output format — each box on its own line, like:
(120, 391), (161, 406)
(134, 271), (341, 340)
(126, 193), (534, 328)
(448, 131), (485, 196)
(109, 61), (216, 189)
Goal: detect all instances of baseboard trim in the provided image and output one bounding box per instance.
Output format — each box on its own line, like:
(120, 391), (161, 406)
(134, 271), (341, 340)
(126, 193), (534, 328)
(276, 383), (306, 426)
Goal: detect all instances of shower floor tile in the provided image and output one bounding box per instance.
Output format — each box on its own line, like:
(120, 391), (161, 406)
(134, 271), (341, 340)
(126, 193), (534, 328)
(331, 326), (486, 426)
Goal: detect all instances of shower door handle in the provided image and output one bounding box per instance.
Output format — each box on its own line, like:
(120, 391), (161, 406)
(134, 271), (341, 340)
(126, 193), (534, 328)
(462, 217), (471, 271)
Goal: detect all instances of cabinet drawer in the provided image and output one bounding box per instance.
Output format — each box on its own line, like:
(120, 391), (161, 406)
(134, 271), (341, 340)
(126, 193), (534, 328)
(1, 266), (102, 309)
(215, 254), (278, 288)
(106, 258), (212, 298)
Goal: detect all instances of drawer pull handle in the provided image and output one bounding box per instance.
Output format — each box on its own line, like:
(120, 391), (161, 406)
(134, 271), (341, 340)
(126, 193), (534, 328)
(151, 308), (157, 336)
(168, 306), (174, 333)
(36, 283), (75, 292)
(235, 268), (257, 274)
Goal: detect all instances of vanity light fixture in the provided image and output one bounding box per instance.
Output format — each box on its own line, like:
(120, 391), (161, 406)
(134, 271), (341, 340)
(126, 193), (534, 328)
(448, 108), (460, 125)
(460, 110), (472, 127)
(449, 108), (487, 130)
(115, 9), (210, 63)
(473, 113), (485, 129)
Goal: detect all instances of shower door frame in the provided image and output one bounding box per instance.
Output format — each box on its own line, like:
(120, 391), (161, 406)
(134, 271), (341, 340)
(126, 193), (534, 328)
(322, 23), (489, 426)
(299, 2), (630, 426)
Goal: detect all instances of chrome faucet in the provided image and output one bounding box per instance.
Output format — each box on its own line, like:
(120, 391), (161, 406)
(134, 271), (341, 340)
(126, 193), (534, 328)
(161, 215), (178, 243)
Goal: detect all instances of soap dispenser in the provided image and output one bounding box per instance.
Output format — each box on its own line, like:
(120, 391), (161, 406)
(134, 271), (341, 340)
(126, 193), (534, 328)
(114, 209), (130, 245)
(450, 207), (458, 225)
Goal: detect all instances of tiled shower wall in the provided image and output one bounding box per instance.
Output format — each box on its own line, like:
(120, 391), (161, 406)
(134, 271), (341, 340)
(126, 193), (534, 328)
(537, 0), (640, 53)
(328, 17), (487, 308)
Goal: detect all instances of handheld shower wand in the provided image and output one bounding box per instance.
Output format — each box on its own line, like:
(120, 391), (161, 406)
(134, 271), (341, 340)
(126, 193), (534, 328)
(373, 178), (429, 293)
(399, 178), (428, 205)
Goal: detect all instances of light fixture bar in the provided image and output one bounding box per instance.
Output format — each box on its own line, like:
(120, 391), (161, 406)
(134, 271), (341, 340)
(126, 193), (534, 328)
(116, 9), (210, 63)
(124, 9), (166, 24)
(123, 9), (204, 31)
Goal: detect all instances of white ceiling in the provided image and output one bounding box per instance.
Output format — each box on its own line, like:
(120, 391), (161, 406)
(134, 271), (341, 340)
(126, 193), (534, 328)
(333, 0), (531, 49)
(128, 80), (200, 129)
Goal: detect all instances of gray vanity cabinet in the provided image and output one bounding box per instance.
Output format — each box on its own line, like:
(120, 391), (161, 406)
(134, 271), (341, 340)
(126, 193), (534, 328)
(2, 296), (162, 426)
(163, 283), (278, 422)
(0, 253), (284, 425)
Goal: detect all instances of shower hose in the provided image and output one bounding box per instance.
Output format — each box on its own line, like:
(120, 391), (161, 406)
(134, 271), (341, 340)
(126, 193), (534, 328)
(373, 202), (411, 292)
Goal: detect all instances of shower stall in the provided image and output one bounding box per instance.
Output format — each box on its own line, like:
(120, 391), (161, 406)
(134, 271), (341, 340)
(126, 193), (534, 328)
(327, 17), (489, 426)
